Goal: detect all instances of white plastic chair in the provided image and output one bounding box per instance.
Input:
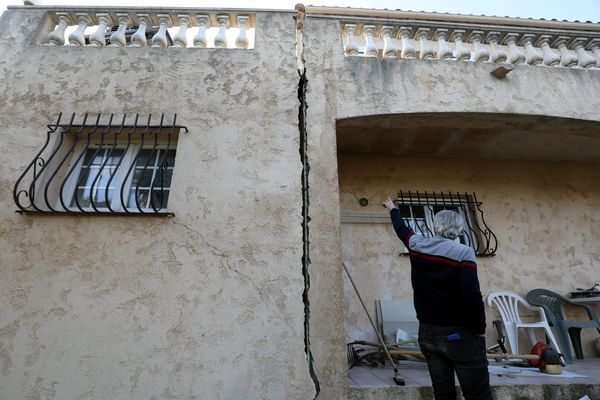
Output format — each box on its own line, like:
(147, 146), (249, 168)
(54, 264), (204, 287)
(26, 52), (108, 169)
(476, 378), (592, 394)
(487, 291), (561, 355)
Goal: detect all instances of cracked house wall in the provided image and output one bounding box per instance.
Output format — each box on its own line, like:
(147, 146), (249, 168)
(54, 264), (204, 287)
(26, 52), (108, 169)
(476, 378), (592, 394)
(302, 14), (600, 391)
(0, 8), (314, 400)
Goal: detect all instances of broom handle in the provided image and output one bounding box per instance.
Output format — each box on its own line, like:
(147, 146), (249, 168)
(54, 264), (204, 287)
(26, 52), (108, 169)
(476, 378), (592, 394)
(343, 262), (397, 370)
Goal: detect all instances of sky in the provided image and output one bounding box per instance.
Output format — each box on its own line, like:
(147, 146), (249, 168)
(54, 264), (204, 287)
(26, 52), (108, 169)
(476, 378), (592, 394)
(1, 0), (600, 23)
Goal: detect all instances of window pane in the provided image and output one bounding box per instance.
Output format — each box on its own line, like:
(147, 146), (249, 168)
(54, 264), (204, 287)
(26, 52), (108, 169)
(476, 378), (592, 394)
(398, 205), (411, 218)
(72, 187), (91, 208)
(128, 189), (149, 209)
(151, 189), (170, 209)
(412, 205), (425, 219)
(131, 168), (154, 188)
(72, 149), (124, 209)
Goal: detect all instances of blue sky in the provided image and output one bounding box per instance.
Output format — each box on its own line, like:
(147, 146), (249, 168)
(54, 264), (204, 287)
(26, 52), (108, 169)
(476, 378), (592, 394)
(1, 0), (600, 23)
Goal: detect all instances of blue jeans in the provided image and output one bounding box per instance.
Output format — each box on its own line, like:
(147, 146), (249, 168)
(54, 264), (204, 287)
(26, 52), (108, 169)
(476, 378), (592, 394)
(418, 323), (493, 400)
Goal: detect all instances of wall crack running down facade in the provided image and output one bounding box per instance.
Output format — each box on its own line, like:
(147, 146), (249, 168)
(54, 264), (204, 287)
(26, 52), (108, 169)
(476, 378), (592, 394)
(295, 4), (320, 398)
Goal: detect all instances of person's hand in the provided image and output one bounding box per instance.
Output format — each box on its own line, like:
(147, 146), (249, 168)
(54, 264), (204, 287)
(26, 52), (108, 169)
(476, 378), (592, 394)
(383, 197), (396, 210)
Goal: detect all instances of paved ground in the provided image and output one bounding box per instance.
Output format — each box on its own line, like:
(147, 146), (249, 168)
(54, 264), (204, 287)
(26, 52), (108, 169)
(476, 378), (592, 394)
(348, 357), (600, 387)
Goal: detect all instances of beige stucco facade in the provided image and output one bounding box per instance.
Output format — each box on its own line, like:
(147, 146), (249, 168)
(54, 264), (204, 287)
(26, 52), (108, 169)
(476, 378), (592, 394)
(1, 5), (600, 400)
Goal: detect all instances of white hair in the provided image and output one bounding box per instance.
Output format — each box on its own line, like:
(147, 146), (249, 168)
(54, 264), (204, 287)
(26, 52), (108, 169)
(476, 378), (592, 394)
(433, 210), (464, 240)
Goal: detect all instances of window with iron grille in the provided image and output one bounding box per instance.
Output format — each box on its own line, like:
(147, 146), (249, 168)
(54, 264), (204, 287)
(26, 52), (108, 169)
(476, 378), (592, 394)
(394, 191), (497, 257)
(13, 113), (187, 215)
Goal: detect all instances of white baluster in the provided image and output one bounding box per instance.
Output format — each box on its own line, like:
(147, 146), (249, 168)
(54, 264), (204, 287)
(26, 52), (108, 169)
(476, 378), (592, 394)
(381, 26), (397, 58)
(519, 34), (543, 65)
(236, 15), (250, 49)
(553, 37), (578, 67)
(502, 33), (525, 64)
(586, 39), (600, 68)
(88, 13), (113, 47)
(570, 38), (596, 69)
(171, 14), (190, 48)
(193, 15), (209, 48)
(434, 29), (452, 60)
(151, 14), (172, 48)
(108, 14), (129, 47)
(535, 35), (560, 66)
(46, 13), (71, 46)
(398, 27), (415, 59)
(214, 15), (230, 48)
(416, 28), (433, 60)
(450, 30), (471, 61)
(485, 32), (507, 63)
(362, 25), (378, 57)
(466, 31), (489, 62)
(67, 13), (90, 47)
(130, 14), (149, 47)
(343, 24), (359, 56)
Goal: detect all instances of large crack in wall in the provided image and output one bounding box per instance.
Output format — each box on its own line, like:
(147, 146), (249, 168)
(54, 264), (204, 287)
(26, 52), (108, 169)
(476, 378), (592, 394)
(295, 5), (320, 399)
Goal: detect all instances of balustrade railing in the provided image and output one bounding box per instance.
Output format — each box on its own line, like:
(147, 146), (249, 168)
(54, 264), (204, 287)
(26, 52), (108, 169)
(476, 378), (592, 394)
(41, 9), (256, 48)
(341, 21), (600, 69)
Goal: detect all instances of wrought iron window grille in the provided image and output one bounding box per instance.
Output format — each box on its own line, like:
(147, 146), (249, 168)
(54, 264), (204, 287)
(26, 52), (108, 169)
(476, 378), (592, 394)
(13, 113), (188, 215)
(394, 190), (498, 257)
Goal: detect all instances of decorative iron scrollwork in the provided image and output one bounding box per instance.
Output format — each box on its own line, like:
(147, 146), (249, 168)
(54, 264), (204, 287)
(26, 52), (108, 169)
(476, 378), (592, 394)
(395, 190), (498, 256)
(13, 113), (188, 215)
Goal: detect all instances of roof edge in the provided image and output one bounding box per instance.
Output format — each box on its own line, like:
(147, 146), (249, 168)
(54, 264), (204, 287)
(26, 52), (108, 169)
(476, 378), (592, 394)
(304, 6), (600, 32)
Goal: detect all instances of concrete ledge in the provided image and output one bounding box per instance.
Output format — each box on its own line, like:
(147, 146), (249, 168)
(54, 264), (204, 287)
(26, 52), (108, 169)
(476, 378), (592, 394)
(349, 384), (600, 400)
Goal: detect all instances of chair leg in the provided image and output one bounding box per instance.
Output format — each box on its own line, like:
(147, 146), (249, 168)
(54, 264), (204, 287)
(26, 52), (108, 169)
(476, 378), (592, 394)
(505, 324), (519, 355)
(568, 328), (584, 360)
(543, 326), (562, 356)
(556, 327), (574, 363)
(525, 328), (537, 347)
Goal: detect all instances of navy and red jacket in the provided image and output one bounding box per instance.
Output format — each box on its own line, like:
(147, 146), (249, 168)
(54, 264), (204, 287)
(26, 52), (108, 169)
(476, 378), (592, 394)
(390, 208), (486, 334)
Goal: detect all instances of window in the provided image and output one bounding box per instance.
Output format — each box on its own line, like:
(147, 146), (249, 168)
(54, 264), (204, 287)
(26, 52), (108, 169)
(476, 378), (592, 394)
(394, 191), (497, 256)
(14, 113), (186, 215)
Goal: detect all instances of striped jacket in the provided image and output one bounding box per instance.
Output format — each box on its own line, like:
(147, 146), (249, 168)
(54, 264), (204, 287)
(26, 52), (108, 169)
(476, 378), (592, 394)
(390, 208), (486, 334)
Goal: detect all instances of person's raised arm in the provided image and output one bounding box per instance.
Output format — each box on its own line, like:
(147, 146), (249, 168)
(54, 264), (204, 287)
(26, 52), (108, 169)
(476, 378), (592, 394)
(383, 197), (414, 248)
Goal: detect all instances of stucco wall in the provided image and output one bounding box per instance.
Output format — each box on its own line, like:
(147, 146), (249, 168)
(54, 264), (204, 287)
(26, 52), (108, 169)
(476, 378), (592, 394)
(339, 154), (600, 356)
(0, 8), (314, 400)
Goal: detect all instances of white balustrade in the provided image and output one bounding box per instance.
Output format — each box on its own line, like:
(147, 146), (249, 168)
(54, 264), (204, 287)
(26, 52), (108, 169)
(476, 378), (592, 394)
(485, 32), (507, 64)
(536, 35), (560, 66)
(193, 15), (210, 48)
(381, 26), (397, 58)
(554, 37), (579, 67)
(502, 33), (525, 65)
(519, 34), (543, 65)
(67, 13), (90, 46)
(172, 15), (190, 48)
(587, 39), (600, 68)
(398, 27), (416, 59)
(150, 14), (172, 48)
(467, 31), (489, 62)
(236, 16), (250, 49)
(336, 20), (599, 70)
(416, 28), (434, 60)
(108, 14), (129, 47)
(570, 38), (596, 68)
(362, 25), (378, 57)
(41, 10), (255, 49)
(129, 14), (149, 47)
(45, 13), (71, 46)
(88, 14), (112, 47)
(434, 29), (452, 61)
(343, 24), (359, 56)
(214, 15), (230, 48)
(451, 30), (472, 61)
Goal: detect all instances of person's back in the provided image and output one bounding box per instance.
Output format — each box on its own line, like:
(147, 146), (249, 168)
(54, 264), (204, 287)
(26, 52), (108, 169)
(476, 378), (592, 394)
(383, 198), (493, 400)
(408, 234), (485, 335)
